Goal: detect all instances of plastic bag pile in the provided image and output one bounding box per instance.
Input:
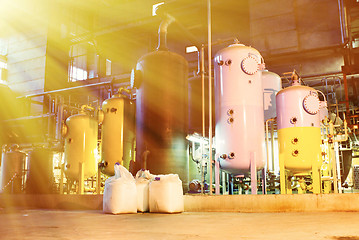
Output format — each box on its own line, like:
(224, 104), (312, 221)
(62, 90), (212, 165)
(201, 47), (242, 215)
(103, 164), (184, 214)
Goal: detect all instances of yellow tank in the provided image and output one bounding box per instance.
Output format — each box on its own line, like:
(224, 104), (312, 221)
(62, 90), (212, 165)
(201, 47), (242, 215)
(100, 94), (135, 175)
(63, 112), (98, 180)
(276, 84), (322, 173)
(278, 127), (322, 174)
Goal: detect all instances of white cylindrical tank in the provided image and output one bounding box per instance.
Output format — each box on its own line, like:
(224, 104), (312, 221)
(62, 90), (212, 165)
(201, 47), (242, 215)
(262, 70), (282, 120)
(101, 94), (136, 175)
(214, 43), (265, 174)
(276, 84), (322, 173)
(64, 112), (98, 180)
(0, 148), (26, 193)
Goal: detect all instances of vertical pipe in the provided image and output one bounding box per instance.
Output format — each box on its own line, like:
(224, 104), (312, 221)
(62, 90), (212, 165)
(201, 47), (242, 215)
(207, 0), (213, 195)
(343, 72), (350, 118)
(265, 118), (275, 172)
(201, 45), (206, 137)
(56, 96), (64, 141)
(329, 121), (338, 193)
(338, 0), (345, 44)
(334, 141), (342, 193)
(60, 163), (64, 194)
(96, 165), (101, 194)
(222, 171), (226, 194)
(200, 45), (205, 194)
(78, 162), (84, 194)
(262, 168), (266, 194)
(250, 152), (257, 194)
(270, 123), (275, 171)
(215, 159), (220, 195)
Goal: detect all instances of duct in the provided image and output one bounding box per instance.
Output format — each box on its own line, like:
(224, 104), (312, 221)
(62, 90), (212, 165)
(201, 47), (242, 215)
(155, 6), (201, 50)
(157, 14), (175, 50)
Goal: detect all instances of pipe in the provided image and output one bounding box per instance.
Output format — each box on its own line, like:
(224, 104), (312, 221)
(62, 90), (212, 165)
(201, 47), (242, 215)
(157, 14), (175, 51)
(207, 0), (213, 195)
(19, 81), (129, 99)
(342, 72), (350, 119)
(118, 87), (132, 99)
(80, 104), (95, 112)
(200, 45), (206, 138)
(56, 96), (64, 141)
(338, 0), (346, 44)
(142, 150), (150, 170)
(265, 118), (276, 172)
(270, 123), (275, 171)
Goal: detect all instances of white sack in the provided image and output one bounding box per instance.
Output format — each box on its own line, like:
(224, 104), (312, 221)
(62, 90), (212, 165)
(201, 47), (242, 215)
(135, 169), (154, 212)
(149, 174), (184, 213)
(103, 164), (137, 214)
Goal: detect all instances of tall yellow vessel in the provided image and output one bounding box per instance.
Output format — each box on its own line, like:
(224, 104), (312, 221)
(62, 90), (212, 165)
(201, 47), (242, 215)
(276, 81), (324, 194)
(63, 108), (98, 181)
(100, 93), (135, 175)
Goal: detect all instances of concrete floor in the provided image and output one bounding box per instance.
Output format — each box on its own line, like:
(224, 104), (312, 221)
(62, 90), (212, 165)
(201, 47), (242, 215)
(1, 209), (359, 240)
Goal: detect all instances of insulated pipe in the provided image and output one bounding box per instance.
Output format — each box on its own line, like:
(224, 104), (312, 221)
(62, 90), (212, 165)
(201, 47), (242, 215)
(20, 81), (129, 99)
(207, 0), (214, 195)
(157, 14), (175, 51)
(200, 45), (206, 194)
(270, 123), (275, 171)
(338, 0), (346, 44)
(200, 45), (206, 137)
(155, 8), (201, 50)
(265, 118), (276, 172)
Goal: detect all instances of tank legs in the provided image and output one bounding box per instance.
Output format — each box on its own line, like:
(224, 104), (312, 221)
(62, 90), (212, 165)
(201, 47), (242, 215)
(214, 159), (220, 195)
(311, 162), (321, 194)
(60, 163), (64, 194)
(96, 165), (101, 194)
(280, 153), (286, 194)
(78, 162), (84, 194)
(250, 152), (257, 195)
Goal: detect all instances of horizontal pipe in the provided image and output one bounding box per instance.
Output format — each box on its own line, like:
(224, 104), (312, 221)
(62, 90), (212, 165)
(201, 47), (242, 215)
(19, 81), (129, 99)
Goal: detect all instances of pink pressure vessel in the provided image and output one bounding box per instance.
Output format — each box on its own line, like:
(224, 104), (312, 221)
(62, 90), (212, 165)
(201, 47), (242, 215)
(214, 43), (265, 175)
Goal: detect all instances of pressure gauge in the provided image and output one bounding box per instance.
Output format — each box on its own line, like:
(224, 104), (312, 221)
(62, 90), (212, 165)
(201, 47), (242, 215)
(303, 93), (320, 115)
(241, 56), (259, 75)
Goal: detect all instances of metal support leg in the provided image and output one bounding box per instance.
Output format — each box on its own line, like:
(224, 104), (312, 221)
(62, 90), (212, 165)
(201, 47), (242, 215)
(286, 173), (292, 194)
(78, 162), (84, 194)
(262, 168), (266, 194)
(279, 154), (286, 194)
(222, 171), (227, 195)
(215, 159), (220, 195)
(229, 175), (233, 195)
(312, 160), (321, 194)
(250, 152), (257, 195)
(96, 165), (101, 194)
(60, 163), (64, 194)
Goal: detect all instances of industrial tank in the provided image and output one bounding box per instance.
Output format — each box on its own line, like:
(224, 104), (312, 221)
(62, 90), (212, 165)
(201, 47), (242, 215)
(26, 147), (54, 194)
(0, 83), (22, 146)
(276, 83), (322, 173)
(214, 43), (265, 174)
(188, 75), (215, 135)
(262, 70), (282, 120)
(63, 110), (98, 180)
(133, 50), (189, 190)
(0, 146), (26, 193)
(100, 93), (135, 175)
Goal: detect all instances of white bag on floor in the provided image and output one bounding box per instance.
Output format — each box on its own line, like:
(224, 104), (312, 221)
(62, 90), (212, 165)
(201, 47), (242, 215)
(149, 174), (184, 213)
(135, 169), (154, 212)
(103, 164), (137, 214)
